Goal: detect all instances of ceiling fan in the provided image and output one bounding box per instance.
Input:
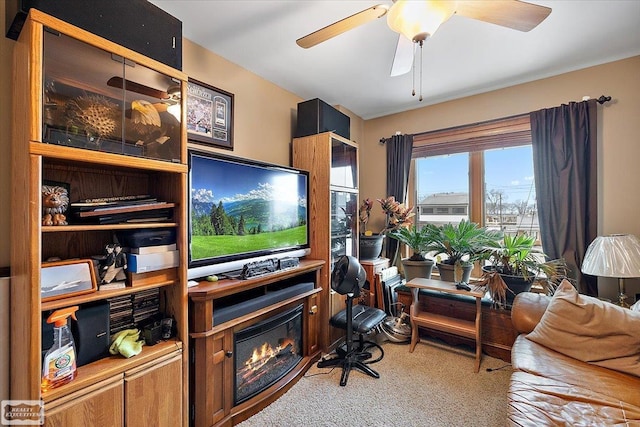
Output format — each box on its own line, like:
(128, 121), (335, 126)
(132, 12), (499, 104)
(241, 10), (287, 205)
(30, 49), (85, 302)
(296, 0), (552, 77)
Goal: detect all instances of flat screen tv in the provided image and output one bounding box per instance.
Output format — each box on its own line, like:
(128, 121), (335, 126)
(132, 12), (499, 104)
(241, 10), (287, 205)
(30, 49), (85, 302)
(187, 149), (310, 279)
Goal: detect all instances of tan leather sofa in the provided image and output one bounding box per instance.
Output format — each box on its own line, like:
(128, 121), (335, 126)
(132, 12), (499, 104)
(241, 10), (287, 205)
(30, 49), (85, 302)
(508, 292), (640, 426)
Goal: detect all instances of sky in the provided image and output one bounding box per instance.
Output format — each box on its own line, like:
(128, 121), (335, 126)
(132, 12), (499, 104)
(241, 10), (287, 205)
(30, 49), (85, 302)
(190, 153), (307, 205)
(416, 145), (536, 205)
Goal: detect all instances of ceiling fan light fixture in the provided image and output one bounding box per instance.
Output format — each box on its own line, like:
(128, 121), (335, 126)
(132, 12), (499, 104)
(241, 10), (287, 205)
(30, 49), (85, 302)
(387, 0), (457, 42)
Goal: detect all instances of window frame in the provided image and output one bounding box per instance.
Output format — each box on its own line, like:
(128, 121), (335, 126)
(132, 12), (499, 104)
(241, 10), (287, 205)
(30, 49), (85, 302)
(410, 113), (531, 227)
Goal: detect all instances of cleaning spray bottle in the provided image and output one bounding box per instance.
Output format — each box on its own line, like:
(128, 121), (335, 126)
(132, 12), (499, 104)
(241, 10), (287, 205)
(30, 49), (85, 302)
(41, 306), (79, 392)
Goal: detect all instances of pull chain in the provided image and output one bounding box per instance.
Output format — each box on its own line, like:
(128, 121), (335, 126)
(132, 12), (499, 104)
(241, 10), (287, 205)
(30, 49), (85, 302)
(419, 40), (423, 102)
(411, 44), (416, 97)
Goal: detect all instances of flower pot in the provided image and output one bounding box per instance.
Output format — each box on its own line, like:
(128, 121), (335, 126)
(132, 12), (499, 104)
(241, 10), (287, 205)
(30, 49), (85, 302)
(359, 234), (384, 260)
(437, 262), (473, 283)
(402, 258), (435, 282)
(482, 266), (534, 304)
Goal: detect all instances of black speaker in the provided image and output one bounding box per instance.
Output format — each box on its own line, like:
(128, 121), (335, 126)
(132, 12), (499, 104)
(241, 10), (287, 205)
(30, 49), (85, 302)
(42, 302), (111, 367)
(295, 98), (351, 140)
(5, 0), (182, 70)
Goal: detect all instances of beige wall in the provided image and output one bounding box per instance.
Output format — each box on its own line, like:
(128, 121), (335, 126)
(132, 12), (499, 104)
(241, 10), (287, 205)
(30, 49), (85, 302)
(361, 56), (640, 302)
(182, 39), (364, 166)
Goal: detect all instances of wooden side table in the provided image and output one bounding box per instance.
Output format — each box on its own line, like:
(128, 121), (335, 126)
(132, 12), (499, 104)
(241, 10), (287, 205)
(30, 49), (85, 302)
(406, 278), (484, 372)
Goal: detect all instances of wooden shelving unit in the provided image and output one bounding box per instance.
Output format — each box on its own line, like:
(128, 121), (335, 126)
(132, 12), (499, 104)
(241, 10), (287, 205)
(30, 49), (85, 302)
(11, 9), (188, 426)
(293, 132), (359, 351)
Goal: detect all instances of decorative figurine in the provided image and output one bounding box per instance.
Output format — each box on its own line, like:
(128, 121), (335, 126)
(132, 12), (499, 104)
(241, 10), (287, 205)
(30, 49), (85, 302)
(41, 184), (69, 226)
(100, 243), (127, 284)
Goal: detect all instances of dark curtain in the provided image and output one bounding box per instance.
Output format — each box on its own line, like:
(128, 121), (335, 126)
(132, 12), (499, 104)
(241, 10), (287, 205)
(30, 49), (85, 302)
(530, 100), (598, 295)
(383, 134), (414, 260)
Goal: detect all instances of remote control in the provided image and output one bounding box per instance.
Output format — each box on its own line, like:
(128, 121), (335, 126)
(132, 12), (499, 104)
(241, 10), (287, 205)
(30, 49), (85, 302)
(456, 282), (471, 291)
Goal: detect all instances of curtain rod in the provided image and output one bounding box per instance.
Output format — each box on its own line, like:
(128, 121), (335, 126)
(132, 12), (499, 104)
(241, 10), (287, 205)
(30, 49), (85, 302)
(379, 95), (612, 144)
(594, 95), (612, 104)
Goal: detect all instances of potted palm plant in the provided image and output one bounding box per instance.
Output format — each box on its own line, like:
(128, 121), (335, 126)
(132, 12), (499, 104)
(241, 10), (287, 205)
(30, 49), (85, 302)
(475, 233), (568, 307)
(387, 224), (436, 281)
(423, 220), (501, 283)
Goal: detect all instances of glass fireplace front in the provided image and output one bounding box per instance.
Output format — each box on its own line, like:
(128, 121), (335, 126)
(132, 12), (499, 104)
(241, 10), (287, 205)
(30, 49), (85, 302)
(234, 305), (303, 405)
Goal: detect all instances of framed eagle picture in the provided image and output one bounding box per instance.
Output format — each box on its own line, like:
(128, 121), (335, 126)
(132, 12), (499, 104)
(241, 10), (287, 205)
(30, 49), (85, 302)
(186, 79), (234, 150)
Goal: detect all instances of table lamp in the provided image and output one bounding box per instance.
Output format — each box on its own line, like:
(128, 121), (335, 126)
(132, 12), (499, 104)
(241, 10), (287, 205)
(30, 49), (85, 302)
(581, 234), (640, 307)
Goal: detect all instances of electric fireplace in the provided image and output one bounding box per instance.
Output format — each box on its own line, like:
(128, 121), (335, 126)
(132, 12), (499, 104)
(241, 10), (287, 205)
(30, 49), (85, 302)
(234, 305), (303, 405)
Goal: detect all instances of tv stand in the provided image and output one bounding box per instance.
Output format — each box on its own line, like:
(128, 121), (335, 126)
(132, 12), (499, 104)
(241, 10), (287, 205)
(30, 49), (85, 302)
(188, 258), (324, 426)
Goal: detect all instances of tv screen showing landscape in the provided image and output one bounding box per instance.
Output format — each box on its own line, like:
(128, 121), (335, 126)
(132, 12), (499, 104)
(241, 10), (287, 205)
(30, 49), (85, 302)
(189, 151), (309, 268)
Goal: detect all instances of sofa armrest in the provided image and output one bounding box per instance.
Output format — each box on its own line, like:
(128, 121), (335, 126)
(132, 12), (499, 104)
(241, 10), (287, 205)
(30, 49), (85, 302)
(511, 292), (551, 334)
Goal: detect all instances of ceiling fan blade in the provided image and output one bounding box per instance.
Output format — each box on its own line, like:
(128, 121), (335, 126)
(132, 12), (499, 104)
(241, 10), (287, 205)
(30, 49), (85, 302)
(296, 4), (389, 49)
(456, 0), (552, 32)
(390, 35), (415, 77)
(107, 77), (169, 99)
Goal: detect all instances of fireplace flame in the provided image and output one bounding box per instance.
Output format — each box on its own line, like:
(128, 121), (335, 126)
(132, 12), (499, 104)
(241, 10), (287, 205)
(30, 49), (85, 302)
(245, 339), (297, 372)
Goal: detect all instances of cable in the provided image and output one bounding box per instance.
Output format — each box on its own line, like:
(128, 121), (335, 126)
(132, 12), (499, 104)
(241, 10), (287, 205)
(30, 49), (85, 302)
(486, 363), (511, 372)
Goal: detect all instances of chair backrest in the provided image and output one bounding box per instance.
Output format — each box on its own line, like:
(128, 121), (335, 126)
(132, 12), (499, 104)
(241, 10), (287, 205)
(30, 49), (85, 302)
(331, 255), (366, 296)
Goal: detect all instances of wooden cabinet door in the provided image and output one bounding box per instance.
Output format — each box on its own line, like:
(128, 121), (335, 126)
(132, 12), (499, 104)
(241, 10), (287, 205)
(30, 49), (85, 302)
(45, 377), (123, 427)
(192, 331), (228, 427)
(124, 352), (183, 427)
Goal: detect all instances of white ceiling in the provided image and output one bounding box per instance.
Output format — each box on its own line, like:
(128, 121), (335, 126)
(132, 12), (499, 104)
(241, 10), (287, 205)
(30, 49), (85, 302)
(150, 0), (640, 120)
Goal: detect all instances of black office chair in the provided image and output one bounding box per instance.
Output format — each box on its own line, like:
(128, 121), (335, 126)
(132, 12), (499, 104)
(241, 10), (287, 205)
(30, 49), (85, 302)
(317, 255), (387, 386)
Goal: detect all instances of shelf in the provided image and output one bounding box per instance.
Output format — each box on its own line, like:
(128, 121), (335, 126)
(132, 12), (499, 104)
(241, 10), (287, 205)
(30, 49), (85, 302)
(190, 287), (322, 338)
(42, 339), (182, 403)
(43, 222), (179, 232)
(31, 142), (188, 173)
(411, 311), (476, 338)
(189, 259), (325, 300)
(41, 278), (178, 311)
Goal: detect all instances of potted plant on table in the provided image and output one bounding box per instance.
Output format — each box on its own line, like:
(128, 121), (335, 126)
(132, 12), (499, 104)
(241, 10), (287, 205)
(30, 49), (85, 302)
(358, 196), (416, 262)
(422, 219), (501, 283)
(474, 233), (568, 307)
(387, 223), (437, 281)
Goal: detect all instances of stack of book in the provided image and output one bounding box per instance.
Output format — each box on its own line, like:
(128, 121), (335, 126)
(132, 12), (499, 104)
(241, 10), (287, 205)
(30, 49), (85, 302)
(69, 194), (174, 225)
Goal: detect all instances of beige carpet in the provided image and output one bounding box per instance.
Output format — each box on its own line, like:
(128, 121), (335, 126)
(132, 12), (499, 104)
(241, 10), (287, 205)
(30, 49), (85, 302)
(237, 338), (512, 427)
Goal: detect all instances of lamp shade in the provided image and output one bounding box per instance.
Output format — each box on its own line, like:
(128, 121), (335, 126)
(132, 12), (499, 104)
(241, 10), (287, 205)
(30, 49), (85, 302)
(387, 0), (457, 42)
(581, 234), (640, 278)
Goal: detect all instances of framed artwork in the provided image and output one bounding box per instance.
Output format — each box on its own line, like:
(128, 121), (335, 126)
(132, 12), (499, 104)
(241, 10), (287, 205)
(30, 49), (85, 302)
(41, 259), (97, 302)
(186, 79), (234, 150)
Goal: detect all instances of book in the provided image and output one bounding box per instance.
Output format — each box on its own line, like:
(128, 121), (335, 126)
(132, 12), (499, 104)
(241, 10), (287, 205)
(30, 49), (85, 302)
(75, 202), (172, 217)
(71, 194), (153, 207)
(130, 243), (177, 254)
(99, 281), (126, 291)
(73, 208), (173, 225)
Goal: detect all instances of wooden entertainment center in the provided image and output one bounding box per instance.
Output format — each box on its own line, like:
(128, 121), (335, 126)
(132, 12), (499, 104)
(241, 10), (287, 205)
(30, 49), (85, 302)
(188, 259), (324, 427)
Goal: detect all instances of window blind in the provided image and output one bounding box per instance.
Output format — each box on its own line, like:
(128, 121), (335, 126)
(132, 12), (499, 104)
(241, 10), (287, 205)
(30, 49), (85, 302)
(412, 114), (531, 157)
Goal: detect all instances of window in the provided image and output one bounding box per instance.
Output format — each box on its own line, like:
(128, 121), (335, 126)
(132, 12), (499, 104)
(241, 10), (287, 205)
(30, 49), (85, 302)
(412, 115), (539, 243)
